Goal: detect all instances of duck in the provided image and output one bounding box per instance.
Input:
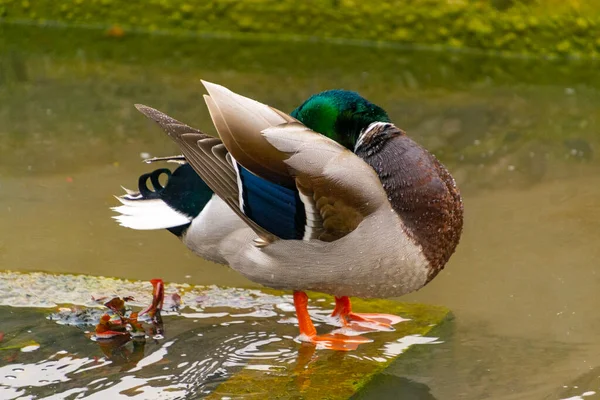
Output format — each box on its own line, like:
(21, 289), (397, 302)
(113, 82), (463, 350)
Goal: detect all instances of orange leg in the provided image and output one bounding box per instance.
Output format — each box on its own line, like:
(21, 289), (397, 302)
(331, 296), (351, 318)
(140, 278), (164, 319)
(332, 296), (405, 331)
(293, 291), (371, 351)
(293, 291), (317, 338)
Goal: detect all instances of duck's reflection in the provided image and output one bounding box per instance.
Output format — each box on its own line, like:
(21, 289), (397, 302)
(292, 343), (318, 390)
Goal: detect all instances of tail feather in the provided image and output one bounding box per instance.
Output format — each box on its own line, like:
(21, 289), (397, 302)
(112, 196), (191, 230)
(120, 186), (139, 196)
(112, 162), (214, 233)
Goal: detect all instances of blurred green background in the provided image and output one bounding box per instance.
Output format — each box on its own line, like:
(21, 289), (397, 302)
(3, 0), (600, 58)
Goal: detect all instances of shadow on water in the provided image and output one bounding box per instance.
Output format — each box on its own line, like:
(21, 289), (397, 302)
(352, 375), (437, 400)
(2, 22), (600, 399)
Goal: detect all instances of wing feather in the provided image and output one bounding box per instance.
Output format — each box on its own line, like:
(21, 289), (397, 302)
(134, 104), (274, 242)
(262, 123), (388, 241)
(202, 81), (293, 187)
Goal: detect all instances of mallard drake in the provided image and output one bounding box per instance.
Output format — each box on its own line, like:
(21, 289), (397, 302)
(113, 82), (463, 350)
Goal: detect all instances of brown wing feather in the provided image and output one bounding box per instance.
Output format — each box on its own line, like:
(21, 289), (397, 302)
(202, 81), (294, 187)
(134, 104), (275, 242)
(261, 123), (388, 242)
(296, 177), (363, 242)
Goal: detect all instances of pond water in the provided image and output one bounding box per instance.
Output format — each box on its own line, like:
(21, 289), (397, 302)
(1, 23), (600, 399)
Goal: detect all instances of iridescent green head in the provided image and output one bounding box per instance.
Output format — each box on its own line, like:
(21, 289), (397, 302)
(290, 90), (391, 150)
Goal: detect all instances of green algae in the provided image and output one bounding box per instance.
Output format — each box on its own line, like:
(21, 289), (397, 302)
(0, 339), (40, 352)
(2, 0), (600, 58)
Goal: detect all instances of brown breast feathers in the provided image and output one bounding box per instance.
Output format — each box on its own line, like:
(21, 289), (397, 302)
(355, 123), (464, 281)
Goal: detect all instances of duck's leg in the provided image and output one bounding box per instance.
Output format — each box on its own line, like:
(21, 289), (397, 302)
(140, 279), (164, 319)
(293, 291), (317, 339)
(293, 291), (371, 351)
(332, 296), (405, 331)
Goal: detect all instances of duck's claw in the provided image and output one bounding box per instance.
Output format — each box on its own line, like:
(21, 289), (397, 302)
(342, 312), (404, 332)
(94, 330), (130, 340)
(302, 333), (372, 351)
(293, 291), (373, 351)
(331, 296), (403, 332)
(127, 312), (147, 337)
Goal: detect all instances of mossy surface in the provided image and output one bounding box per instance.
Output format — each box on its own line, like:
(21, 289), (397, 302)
(2, 0), (600, 58)
(207, 293), (450, 400)
(0, 271), (451, 399)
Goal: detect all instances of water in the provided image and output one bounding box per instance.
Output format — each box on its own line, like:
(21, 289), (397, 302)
(0, 272), (447, 399)
(2, 23), (600, 399)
